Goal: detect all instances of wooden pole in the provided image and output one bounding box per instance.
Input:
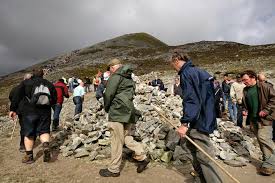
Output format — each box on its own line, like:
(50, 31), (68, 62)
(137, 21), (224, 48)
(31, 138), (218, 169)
(153, 106), (240, 183)
(10, 117), (17, 140)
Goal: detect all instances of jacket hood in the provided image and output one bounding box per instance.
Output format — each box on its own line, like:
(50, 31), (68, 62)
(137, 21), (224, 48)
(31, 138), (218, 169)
(115, 65), (133, 79)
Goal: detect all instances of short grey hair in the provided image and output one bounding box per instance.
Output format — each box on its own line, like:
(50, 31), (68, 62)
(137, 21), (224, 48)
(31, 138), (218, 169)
(23, 73), (32, 80)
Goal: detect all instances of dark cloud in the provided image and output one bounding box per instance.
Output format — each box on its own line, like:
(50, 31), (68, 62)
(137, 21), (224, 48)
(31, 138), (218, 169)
(0, 0), (275, 76)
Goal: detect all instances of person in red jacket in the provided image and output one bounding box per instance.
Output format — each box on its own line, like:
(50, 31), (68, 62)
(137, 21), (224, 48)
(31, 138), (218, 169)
(52, 79), (69, 131)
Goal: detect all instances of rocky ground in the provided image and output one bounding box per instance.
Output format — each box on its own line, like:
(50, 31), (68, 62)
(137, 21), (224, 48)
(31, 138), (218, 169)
(0, 72), (275, 183)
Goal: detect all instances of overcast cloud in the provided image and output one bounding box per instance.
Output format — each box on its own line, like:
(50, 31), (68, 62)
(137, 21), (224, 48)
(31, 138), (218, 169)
(0, 0), (275, 76)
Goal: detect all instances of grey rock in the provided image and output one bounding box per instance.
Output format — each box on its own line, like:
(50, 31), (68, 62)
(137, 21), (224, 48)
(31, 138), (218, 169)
(105, 131), (111, 137)
(89, 151), (98, 161)
(219, 151), (237, 160)
(219, 142), (231, 150)
(149, 149), (164, 160)
(88, 131), (99, 138)
(158, 133), (166, 140)
(161, 151), (173, 163)
(165, 129), (180, 151)
(173, 146), (188, 161)
(232, 145), (249, 156)
(62, 148), (74, 157)
(70, 137), (82, 151)
(95, 154), (108, 160)
(74, 149), (90, 158)
(224, 160), (247, 167)
(98, 139), (110, 146)
(156, 140), (166, 149)
(234, 156), (250, 164)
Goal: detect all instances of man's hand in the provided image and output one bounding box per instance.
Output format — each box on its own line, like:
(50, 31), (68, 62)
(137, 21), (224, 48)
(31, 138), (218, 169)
(177, 125), (188, 138)
(9, 111), (17, 120)
(242, 111), (248, 116)
(259, 110), (268, 117)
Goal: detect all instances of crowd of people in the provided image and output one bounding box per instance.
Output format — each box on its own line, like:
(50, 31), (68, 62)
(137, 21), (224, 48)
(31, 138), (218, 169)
(8, 52), (275, 181)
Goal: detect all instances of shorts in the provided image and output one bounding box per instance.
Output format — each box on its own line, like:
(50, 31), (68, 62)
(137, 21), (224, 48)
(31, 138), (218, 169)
(23, 113), (51, 137)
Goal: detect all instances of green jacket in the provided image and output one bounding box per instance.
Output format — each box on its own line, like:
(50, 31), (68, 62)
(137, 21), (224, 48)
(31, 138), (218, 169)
(104, 65), (137, 123)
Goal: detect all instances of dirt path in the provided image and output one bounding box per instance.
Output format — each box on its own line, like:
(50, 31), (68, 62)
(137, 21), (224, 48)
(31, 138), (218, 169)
(0, 93), (274, 183)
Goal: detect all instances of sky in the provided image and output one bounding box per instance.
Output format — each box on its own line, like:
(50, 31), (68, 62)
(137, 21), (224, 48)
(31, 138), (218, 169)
(0, 0), (275, 76)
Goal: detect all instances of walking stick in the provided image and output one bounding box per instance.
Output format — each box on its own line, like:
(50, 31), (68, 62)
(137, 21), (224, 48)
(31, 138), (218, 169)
(153, 106), (240, 183)
(10, 117), (17, 140)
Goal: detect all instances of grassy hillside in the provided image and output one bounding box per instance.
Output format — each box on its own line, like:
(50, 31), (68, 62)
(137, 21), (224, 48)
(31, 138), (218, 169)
(0, 33), (275, 115)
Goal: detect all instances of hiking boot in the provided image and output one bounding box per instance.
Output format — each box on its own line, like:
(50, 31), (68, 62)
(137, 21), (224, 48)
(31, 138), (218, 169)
(19, 145), (25, 153)
(259, 167), (275, 176)
(137, 158), (150, 173)
(43, 148), (51, 162)
(22, 154), (34, 164)
(52, 125), (59, 132)
(99, 169), (120, 177)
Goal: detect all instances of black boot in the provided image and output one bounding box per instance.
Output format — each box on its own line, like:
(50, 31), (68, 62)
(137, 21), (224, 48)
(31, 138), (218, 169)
(19, 136), (25, 153)
(43, 142), (51, 162)
(137, 158), (150, 173)
(99, 169), (120, 177)
(52, 120), (59, 132)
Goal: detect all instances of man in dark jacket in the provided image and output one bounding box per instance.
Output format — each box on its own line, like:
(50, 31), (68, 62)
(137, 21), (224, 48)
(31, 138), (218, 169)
(52, 79), (69, 131)
(258, 73), (275, 141)
(99, 59), (149, 177)
(151, 75), (165, 91)
(96, 71), (110, 101)
(9, 69), (57, 164)
(9, 73), (32, 152)
(170, 52), (223, 183)
(241, 70), (275, 175)
(172, 77), (183, 98)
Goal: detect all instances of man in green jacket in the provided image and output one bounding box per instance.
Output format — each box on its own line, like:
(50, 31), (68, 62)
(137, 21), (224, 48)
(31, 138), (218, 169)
(99, 58), (149, 177)
(241, 70), (275, 175)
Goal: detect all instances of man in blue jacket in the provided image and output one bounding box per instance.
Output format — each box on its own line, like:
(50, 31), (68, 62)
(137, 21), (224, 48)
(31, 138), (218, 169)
(170, 52), (223, 183)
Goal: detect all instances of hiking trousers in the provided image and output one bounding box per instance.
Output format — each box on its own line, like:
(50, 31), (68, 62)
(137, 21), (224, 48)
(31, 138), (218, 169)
(252, 123), (275, 169)
(107, 122), (146, 173)
(182, 129), (224, 183)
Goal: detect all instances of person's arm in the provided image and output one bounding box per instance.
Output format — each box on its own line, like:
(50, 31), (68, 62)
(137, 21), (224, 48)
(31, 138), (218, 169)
(64, 85), (69, 98)
(230, 84), (236, 103)
(10, 81), (25, 113)
(103, 75), (120, 112)
(260, 85), (275, 117)
(49, 83), (57, 105)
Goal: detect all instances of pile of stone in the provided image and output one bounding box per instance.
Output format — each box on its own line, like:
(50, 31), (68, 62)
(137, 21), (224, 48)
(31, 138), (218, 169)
(210, 119), (262, 167)
(53, 73), (262, 167)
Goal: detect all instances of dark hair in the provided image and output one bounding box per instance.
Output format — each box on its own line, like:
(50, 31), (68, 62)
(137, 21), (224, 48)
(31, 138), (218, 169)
(32, 68), (44, 77)
(240, 70), (257, 79)
(171, 52), (189, 62)
(223, 73), (229, 77)
(59, 79), (64, 83)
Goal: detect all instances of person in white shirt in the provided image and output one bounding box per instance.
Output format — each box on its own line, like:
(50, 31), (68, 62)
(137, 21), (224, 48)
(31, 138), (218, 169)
(73, 81), (85, 120)
(230, 74), (245, 127)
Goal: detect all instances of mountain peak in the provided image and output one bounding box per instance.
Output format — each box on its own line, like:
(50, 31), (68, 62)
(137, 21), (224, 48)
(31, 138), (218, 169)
(95, 32), (168, 48)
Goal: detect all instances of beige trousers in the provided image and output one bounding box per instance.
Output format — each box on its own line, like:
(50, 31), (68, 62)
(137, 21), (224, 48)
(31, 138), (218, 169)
(107, 122), (146, 173)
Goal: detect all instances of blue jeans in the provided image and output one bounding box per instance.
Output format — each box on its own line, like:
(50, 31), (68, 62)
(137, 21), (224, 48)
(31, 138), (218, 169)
(229, 102), (238, 122)
(223, 94), (237, 121)
(53, 104), (62, 126)
(73, 96), (83, 115)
